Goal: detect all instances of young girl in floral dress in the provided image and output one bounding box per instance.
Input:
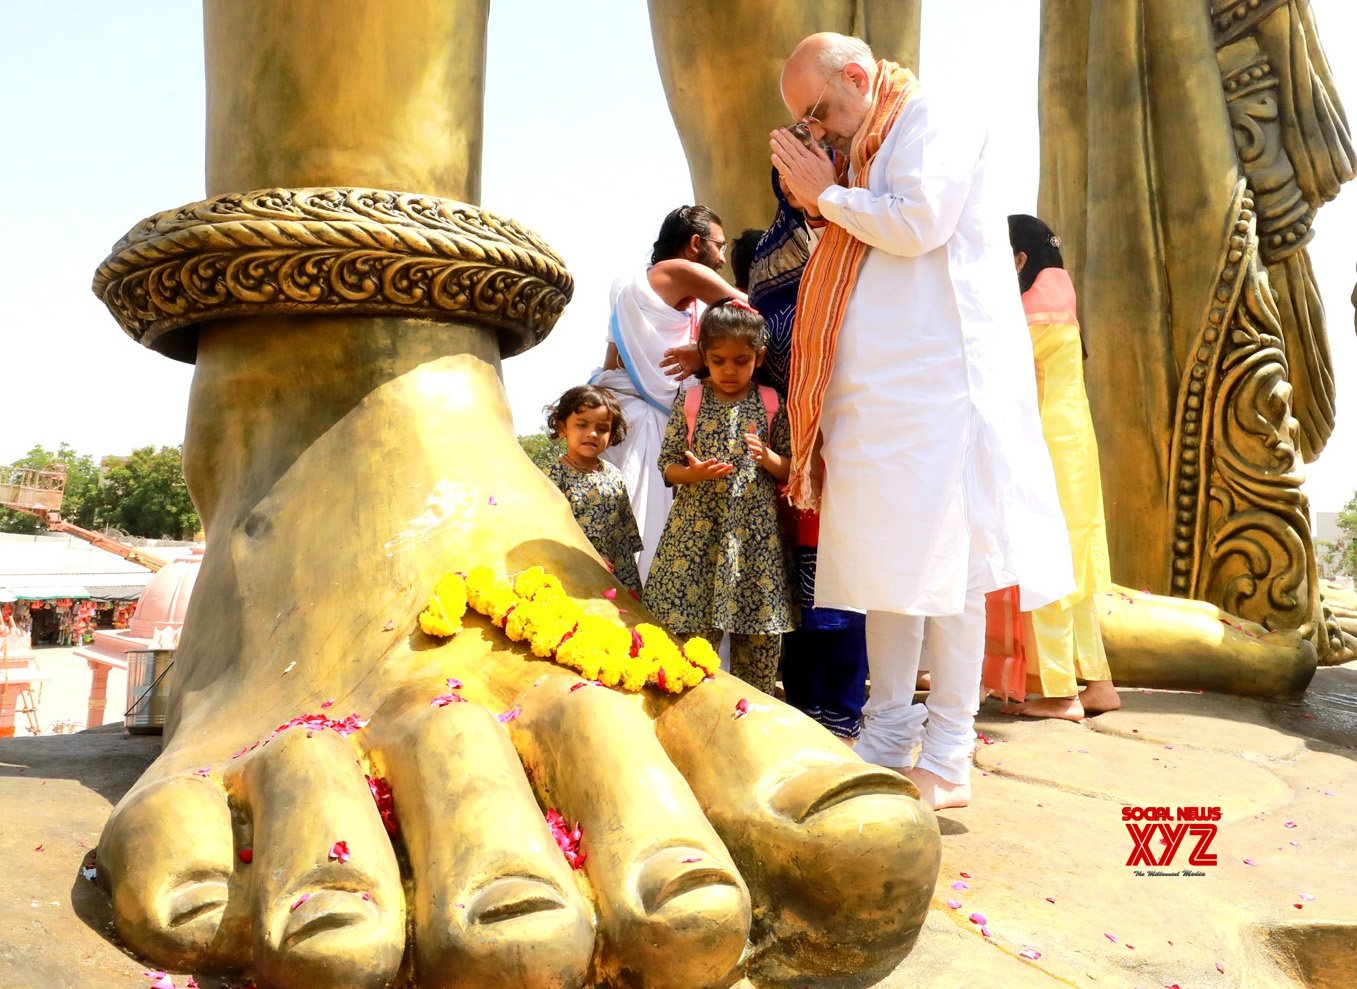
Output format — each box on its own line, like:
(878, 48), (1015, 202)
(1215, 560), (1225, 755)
(643, 299), (796, 695)
(544, 385), (645, 596)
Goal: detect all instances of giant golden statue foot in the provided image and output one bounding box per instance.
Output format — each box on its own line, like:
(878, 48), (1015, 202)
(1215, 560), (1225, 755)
(92, 316), (940, 989)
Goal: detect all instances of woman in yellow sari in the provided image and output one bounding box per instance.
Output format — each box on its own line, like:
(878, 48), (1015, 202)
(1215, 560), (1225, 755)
(1004, 215), (1120, 719)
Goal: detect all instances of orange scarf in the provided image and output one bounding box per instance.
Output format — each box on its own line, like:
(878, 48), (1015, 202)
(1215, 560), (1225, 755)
(786, 60), (920, 508)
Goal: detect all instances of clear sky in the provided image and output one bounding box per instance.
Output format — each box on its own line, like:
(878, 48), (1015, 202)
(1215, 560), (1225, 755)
(1, 1), (1353, 513)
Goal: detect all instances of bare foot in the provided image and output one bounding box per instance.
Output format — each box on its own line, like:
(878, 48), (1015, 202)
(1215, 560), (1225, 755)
(902, 767), (971, 810)
(1003, 695), (1087, 722)
(94, 322), (942, 989)
(1079, 679), (1122, 714)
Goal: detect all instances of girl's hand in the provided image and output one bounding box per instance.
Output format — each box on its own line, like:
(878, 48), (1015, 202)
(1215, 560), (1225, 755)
(681, 450), (735, 482)
(660, 343), (704, 380)
(746, 428), (791, 482)
(744, 429), (769, 463)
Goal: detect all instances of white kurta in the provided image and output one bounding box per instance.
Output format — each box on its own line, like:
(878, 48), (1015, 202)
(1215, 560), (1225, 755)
(812, 90), (1074, 616)
(591, 269), (698, 582)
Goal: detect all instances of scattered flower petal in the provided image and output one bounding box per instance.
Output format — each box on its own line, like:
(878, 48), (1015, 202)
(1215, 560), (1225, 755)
(1289, 840), (1300, 847)
(283, 661), (296, 675)
(33, 844), (43, 852)
(238, 848), (253, 864)
(1294, 903), (1304, 909)
(329, 840), (350, 864)
(981, 926), (991, 938)
(291, 893), (311, 912)
(1216, 961), (1226, 974)
(186, 979), (199, 989)
(143, 972), (175, 989)
(733, 698), (749, 719)
(951, 881), (969, 890)
(976, 732), (995, 746)
(1104, 932), (1119, 943)
(1299, 892), (1315, 901)
(366, 775), (400, 837)
(1018, 948), (1042, 961)
(81, 865), (97, 881)
(569, 680), (602, 692)
(1323, 790), (1334, 796)
(681, 856), (701, 863)
(1045, 897), (1056, 904)
(959, 871), (972, 878)
(193, 767), (211, 777)
(946, 899), (962, 910)
(487, 495), (497, 506)
(320, 699), (334, 710)
(603, 587), (618, 600)
(545, 809), (586, 870)
(1163, 744), (1174, 750)
(969, 912), (986, 925)
(382, 620), (396, 632)
(1284, 821), (1298, 829)
(361, 892), (371, 901)
(497, 707), (521, 724)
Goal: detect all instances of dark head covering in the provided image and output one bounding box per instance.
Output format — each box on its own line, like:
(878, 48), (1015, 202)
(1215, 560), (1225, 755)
(748, 168), (814, 394)
(1008, 213), (1065, 294)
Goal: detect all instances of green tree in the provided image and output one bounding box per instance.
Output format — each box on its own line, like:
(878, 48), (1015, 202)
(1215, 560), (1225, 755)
(96, 445), (200, 539)
(1322, 490), (1357, 579)
(518, 430), (563, 473)
(0, 443), (100, 534)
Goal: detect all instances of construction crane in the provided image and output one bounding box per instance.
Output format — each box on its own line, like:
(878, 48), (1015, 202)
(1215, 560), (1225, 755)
(0, 464), (166, 572)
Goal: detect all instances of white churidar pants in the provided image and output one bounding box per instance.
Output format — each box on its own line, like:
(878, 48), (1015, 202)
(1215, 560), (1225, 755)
(854, 582), (986, 785)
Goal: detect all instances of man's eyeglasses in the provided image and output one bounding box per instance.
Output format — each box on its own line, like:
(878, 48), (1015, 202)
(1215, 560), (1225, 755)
(702, 237), (728, 254)
(800, 75), (833, 126)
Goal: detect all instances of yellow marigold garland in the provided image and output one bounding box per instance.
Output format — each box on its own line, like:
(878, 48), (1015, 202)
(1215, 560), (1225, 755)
(418, 572), (469, 637)
(419, 564), (715, 694)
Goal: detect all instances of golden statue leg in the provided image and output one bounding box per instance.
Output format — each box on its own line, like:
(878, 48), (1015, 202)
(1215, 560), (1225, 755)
(90, 3), (940, 986)
(647, 0), (920, 234)
(1037, 0), (1352, 688)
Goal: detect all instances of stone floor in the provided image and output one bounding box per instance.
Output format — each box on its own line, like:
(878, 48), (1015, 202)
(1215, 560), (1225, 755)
(2, 662), (1355, 989)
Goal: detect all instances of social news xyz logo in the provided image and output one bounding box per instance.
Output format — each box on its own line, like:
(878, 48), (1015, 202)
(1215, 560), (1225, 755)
(1122, 806), (1221, 868)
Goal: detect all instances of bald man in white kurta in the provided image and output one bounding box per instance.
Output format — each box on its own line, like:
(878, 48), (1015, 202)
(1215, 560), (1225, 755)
(778, 71), (1073, 806)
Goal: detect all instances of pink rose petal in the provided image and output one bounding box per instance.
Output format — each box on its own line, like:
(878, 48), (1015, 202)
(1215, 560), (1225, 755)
(969, 912), (986, 925)
(320, 699), (334, 710)
(951, 881), (968, 890)
(193, 767), (211, 777)
(186, 979), (199, 989)
(959, 871), (972, 878)
(1284, 821), (1298, 828)
(487, 495), (497, 506)
(1299, 892), (1315, 901)
(382, 620), (396, 632)
(733, 698), (749, 719)
(1243, 858), (1254, 866)
(981, 926), (991, 938)
(361, 891), (371, 901)
(1216, 961), (1226, 974)
(681, 856), (701, 863)
(144, 973), (175, 989)
(603, 587), (618, 600)
(1294, 903), (1304, 909)
(1018, 948), (1041, 961)
(329, 840), (350, 864)
(497, 707), (521, 724)
(290, 893), (311, 912)
(946, 899), (962, 910)
(1104, 932), (1118, 943)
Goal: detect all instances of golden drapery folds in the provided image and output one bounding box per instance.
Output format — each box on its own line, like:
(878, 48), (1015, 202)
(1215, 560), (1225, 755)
(1039, 0), (1351, 662)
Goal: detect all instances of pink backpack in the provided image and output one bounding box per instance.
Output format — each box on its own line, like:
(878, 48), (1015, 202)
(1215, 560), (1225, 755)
(684, 384), (779, 447)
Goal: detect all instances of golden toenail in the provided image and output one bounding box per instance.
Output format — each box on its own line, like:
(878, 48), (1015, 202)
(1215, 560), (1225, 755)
(166, 878), (229, 928)
(466, 876), (568, 925)
(769, 764), (920, 823)
(636, 847), (740, 914)
(280, 889), (379, 948)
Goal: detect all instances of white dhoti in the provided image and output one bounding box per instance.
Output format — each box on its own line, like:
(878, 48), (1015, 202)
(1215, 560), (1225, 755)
(591, 269), (698, 582)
